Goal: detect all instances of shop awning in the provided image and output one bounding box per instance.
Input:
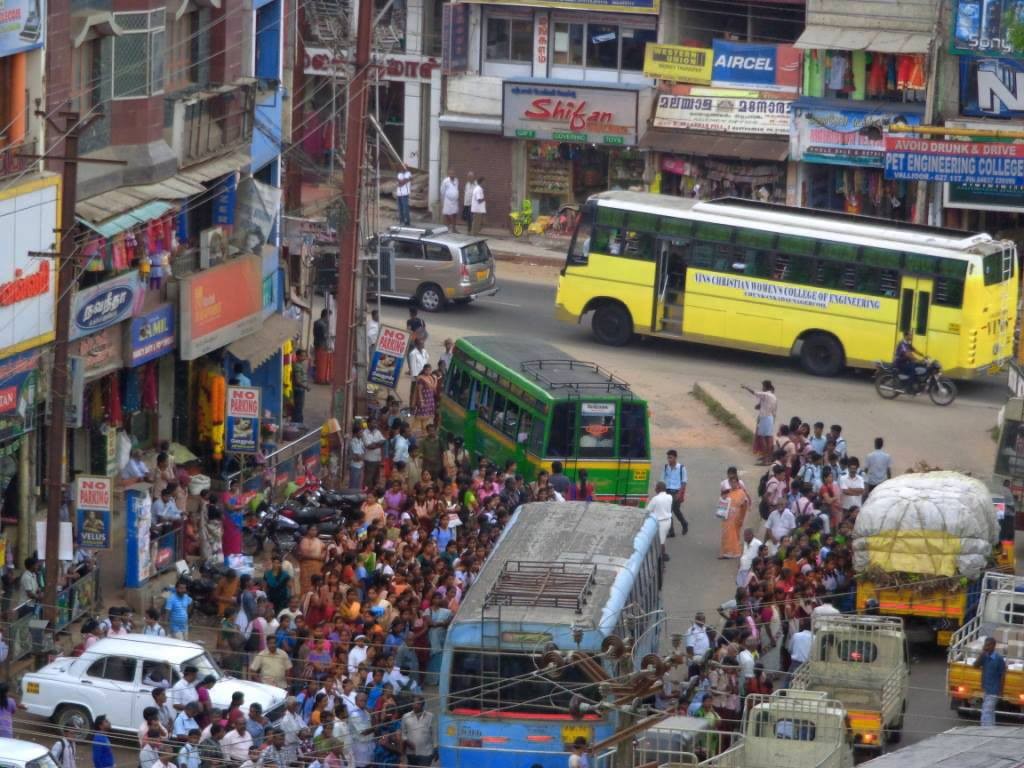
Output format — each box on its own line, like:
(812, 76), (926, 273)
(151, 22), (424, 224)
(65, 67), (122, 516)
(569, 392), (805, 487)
(640, 130), (790, 162)
(179, 149), (251, 184)
(78, 202), (173, 238)
(794, 26), (931, 53)
(77, 175), (208, 230)
(72, 11), (124, 47)
(226, 314), (301, 369)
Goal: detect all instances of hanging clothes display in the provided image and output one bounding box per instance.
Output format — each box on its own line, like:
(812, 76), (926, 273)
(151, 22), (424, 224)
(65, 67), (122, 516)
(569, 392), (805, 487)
(107, 372), (123, 427)
(141, 363), (159, 411)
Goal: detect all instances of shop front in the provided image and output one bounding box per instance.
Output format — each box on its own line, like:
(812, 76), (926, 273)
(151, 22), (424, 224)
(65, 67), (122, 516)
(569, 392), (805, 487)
(790, 99), (924, 219)
(502, 78), (653, 214)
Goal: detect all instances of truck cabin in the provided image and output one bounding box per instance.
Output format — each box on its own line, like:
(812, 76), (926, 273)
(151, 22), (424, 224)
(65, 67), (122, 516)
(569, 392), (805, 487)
(971, 582), (1024, 659)
(813, 623), (908, 681)
(741, 697), (850, 768)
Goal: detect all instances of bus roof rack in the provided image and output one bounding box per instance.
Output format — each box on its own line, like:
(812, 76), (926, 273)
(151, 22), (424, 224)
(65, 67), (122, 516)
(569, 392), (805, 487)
(519, 359), (632, 396)
(484, 561), (596, 614)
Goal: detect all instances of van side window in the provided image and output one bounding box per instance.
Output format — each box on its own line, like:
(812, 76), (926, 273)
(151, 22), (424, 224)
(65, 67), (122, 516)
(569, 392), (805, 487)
(425, 244), (451, 262)
(394, 240), (423, 260)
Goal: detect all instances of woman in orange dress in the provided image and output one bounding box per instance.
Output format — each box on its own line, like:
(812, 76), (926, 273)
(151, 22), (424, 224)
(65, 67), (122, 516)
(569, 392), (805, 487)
(719, 475), (749, 559)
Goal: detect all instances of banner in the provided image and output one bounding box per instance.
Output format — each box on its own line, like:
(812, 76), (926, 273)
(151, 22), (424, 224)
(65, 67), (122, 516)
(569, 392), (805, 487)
(225, 385), (261, 454)
(653, 92), (792, 135)
(791, 106), (923, 167)
(368, 326), (409, 388)
(74, 476), (112, 550)
(643, 44), (712, 84)
(70, 271), (143, 341)
(959, 55), (1024, 117)
(127, 304), (175, 366)
(231, 177), (282, 253)
(711, 40), (801, 92)
(951, 0), (1024, 56)
(0, 0), (45, 57)
(0, 349), (39, 442)
(884, 135), (1024, 185)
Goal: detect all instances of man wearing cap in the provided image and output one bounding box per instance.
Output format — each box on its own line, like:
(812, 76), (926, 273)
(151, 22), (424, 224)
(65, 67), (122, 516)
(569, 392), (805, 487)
(348, 634), (369, 676)
(250, 634), (291, 688)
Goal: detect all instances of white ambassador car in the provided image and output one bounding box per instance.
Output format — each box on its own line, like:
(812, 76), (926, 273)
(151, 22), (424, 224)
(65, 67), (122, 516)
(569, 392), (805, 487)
(20, 635), (286, 732)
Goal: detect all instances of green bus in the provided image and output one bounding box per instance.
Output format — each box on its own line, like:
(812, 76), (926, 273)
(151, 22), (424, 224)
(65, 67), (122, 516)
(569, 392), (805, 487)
(440, 336), (650, 501)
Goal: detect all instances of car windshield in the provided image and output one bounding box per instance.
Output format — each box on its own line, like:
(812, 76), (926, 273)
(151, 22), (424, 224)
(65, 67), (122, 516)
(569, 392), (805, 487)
(461, 241), (491, 265)
(184, 652), (224, 681)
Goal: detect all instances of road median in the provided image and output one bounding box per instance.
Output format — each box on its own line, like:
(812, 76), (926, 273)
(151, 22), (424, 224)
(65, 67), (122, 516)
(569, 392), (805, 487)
(691, 381), (754, 445)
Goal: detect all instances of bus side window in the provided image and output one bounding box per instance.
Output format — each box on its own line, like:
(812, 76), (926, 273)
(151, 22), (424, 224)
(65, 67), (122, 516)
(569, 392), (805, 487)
(569, 204), (595, 265)
(547, 402), (575, 457)
(527, 414), (545, 454)
(517, 410), (532, 444)
(502, 400), (521, 439)
(491, 393), (507, 428)
(618, 402), (648, 459)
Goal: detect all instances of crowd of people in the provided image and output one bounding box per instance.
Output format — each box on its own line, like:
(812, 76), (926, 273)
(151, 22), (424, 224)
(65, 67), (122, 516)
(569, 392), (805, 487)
(647, 383), (895, 752)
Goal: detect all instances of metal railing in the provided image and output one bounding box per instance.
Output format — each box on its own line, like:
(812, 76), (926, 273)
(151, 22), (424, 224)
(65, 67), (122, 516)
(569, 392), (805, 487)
(6, 568), (101, 660)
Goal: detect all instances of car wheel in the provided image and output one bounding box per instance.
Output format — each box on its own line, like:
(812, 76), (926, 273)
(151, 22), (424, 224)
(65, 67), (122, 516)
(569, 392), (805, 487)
(799, 332), (844, 376)
(591, 303), (633, 346)
(418, 284), (445, 312)
(56, 704), (92, 731)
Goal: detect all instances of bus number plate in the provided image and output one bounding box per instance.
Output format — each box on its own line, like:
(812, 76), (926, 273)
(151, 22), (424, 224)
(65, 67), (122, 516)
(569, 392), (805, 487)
(561, 725), (593, 749)
(633, 469), (649, 481)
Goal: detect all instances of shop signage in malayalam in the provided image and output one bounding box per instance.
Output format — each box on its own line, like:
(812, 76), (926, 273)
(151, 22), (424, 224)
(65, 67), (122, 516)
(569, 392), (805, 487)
(0, 177), (59, 358)
(74, 475), (112, 550)
(959, 55), (1024, 117)
(503, 82), (640, 144)
(70, 270), (142, 341)
(225, 385), (261, 454)
(0, 349), (40, 442)
(304, 47), (440, 82)
(951, 0), (1024, 56)
(710, 40), (802, 92)
(127, 304), (175, 366)
(884, 135), (1024, 185)
(0, 0), (45, 57)
(369, 326), (410, 388)
(653, 92), (792, 135)
(791, 106), (923, 167)
(180, 254), (263, 360)
(442, 2), (470, 74)
(642, 44), (712, 84)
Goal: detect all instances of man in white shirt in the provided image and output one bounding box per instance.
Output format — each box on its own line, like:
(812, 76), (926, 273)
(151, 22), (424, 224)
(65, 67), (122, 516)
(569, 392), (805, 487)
(392, 423), (410, 465)
(461, 171), (476, 231)
(348, 425), (365, 492)
(220, 716), (254, 763)
(395, 165), (412, 226)
(348, 634), (369, 676)
(367, 309), (380, 349)
(470, 178), (487, 235)
(153, 488), (182, 523)
(764, 502), (796, 543)
(440, 170), (460, 231)
(684, 612), (711, 660)
(408, 337), (429, 403)
(170, 666), (199, 710)
(737, 528), (763, 588)
(839, 458), (865, 511)
(645, 482), (674, 561)
(737, 635), (757, 693)
(400, 697), (436, 767)
(787, 620), (813, 674)
(863, 437), (891, 497)
(362, 422), (385, 490)
(279, 697), (304, 753)
(121, 449), (151, 483)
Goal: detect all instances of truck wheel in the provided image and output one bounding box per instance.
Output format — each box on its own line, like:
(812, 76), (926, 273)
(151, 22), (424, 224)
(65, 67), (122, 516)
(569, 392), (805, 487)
(55, 704), (91, 731)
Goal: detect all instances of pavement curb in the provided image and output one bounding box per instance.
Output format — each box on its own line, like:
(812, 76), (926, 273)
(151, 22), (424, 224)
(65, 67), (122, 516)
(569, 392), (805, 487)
(691, 381), (755, 445)
(489, 245), (565, 266)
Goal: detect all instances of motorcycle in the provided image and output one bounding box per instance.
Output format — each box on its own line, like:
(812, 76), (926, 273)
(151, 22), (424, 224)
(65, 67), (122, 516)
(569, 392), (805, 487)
(243, 504), (302, 556)
(177, 560), (229, 615)
(874, 359), (958, 406)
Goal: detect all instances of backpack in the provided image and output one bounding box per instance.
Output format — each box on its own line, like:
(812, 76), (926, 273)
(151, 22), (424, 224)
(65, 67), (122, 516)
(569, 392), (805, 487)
(757, 471), (771, 498)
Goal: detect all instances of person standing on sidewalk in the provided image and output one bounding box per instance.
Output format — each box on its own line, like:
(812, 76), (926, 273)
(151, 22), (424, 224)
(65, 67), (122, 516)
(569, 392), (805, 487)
(974, 636), (1006, 726)
(470, 178), (487, 234)
(663, 449), (688, 536)
(313, 309), (330, 384)
(743, 380), (777, 465)
(462, 171), (476, 231)
(440, 170), (460, 232)
(396, 165), (412, 227)
(349, 425), (365, 491)
(291, 349), (310, 426)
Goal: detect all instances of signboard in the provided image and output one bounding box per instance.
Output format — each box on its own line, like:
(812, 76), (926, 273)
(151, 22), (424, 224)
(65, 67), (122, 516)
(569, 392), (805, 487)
(960, 55), (1024, 117)
(653, 92), (792, 135)
(0, 349), (39, 442)
(368, 326), (409, 388)
(74, 476), (112, 550)
(689, 269), (885, 316)
(711, 40), (801, 92)
(951, 0), (1024, 56)
(73, 324), (125, 380)
(225, 385), (261, 454)
(232, 177), (281, 252)
(463, 0), (658, 13)
(69, 271), (142, 341)
(791, 106), (923, 167)
(942, 119), (1024, 212)
(180, 254), (263, 360)
(304, 48), (441, 82)
(212, 173), (237, 227)
(643, 44), (712, 84)
(0, 0), (45, 57)
(442, 2), (470, 74)
(0, 176), (59, 358)
(503, 81), (640, 145)
(884, 135), (1024, 185)
(127, 304), (175, 367)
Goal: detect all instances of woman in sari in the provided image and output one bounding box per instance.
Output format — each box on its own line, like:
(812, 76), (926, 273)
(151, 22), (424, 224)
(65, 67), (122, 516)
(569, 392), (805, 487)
(410, 364), (437, 434)
(719, 475), (749, 559)
(296, 525), (326, 593)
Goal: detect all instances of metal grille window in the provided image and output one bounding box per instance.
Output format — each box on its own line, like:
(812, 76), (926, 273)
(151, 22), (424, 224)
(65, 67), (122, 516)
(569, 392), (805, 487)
(113, 10), (166, 98)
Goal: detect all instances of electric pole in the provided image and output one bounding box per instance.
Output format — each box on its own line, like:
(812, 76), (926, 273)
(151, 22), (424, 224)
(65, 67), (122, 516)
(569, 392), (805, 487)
(331, 0), (373, 427)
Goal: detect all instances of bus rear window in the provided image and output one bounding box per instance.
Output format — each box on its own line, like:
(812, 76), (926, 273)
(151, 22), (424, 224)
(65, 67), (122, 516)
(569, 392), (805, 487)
(579, 402), (615, 457)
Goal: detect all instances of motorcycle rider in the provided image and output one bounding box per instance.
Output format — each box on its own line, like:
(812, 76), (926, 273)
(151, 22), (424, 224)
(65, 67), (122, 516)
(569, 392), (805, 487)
(894, 331), (925, 388)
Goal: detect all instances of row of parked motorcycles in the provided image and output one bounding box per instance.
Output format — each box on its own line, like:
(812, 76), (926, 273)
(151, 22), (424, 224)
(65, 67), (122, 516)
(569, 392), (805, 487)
(183, 477), (365, 615)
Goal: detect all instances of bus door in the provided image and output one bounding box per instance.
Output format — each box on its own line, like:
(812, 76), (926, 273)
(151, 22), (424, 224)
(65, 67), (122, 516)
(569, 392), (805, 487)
(653, 237), (689, 333)
(897, 276), (934, 357)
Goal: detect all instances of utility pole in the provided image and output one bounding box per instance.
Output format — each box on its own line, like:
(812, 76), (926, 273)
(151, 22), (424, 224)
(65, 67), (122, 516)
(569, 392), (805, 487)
(331, 0), (373, 426)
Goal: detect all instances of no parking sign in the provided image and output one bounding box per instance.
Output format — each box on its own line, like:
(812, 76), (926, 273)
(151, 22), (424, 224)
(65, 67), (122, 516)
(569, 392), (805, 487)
(226, 385), (261, 453)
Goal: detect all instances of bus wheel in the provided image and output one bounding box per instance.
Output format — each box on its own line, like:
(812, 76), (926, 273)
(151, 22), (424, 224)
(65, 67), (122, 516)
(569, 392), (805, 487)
(799, 333), (843, 376)
(592, 303), (633, 346)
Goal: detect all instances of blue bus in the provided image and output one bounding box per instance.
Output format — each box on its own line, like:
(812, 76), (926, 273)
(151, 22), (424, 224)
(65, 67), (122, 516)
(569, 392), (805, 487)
(438, 501), (663, 768)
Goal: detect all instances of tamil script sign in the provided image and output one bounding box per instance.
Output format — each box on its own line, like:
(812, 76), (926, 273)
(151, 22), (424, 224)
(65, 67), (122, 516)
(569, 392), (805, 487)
(225, 386), (261, 454)
(70, 271), (142, 341)
(643, 44), (712, 84)
(653, 93), (792, 135)
(368, 326), (409, 389)
(884, 135), (1024, 185)
(503, 81), (640, 145)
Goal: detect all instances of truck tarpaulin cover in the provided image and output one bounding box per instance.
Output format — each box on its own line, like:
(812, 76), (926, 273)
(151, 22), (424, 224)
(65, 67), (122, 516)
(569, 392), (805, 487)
(853, 472), (998, 579)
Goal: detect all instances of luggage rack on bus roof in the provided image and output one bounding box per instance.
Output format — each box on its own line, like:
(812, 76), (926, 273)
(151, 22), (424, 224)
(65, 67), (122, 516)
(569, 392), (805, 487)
(484, 561), (596, 614)
(519, 359), (632, 396)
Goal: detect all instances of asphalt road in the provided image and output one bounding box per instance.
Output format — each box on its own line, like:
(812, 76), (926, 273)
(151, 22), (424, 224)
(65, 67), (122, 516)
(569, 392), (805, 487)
(380, 264), (1019, 748)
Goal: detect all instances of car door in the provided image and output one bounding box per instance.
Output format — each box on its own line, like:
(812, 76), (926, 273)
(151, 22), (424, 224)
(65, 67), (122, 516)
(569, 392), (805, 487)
(423, 242), (455, 295)
(83, 656), (139, 730)
(134, 659), (178, 725)
(392, 238), (425, 298)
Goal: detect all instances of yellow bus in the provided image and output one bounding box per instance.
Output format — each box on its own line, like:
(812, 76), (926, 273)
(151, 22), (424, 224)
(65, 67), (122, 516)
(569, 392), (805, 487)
(554, 191), (1018, 377)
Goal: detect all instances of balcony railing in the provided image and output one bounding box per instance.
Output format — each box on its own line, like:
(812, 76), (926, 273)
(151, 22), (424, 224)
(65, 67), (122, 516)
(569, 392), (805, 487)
(169, 81), (256, 169)
(0, 136), (39, 182)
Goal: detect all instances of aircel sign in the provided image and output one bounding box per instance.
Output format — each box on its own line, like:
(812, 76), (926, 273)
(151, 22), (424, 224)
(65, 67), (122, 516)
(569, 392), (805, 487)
(69, 271), (143, 341)
(710, 40), (801, 92)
